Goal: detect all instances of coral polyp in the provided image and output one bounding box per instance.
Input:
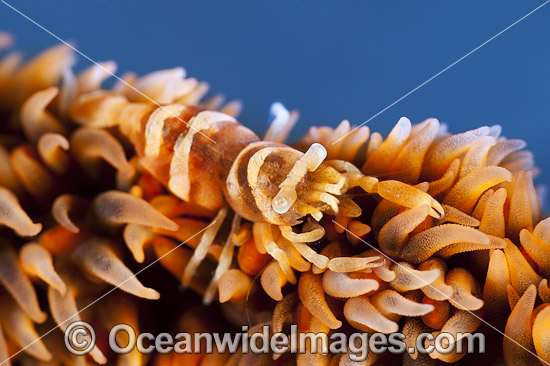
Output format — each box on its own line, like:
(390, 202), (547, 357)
(0, 32), (548, 366)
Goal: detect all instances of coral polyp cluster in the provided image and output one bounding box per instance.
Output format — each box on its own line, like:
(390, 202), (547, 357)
(0, 31), (548, 366)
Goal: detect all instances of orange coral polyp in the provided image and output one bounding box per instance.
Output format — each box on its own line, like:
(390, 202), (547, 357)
(38, 225), (85, 254)
(0, 37), (548, 366)
(420, 297), (451, 329)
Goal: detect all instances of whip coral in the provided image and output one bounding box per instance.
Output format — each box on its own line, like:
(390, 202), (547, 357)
(0, 31), (548, 366)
